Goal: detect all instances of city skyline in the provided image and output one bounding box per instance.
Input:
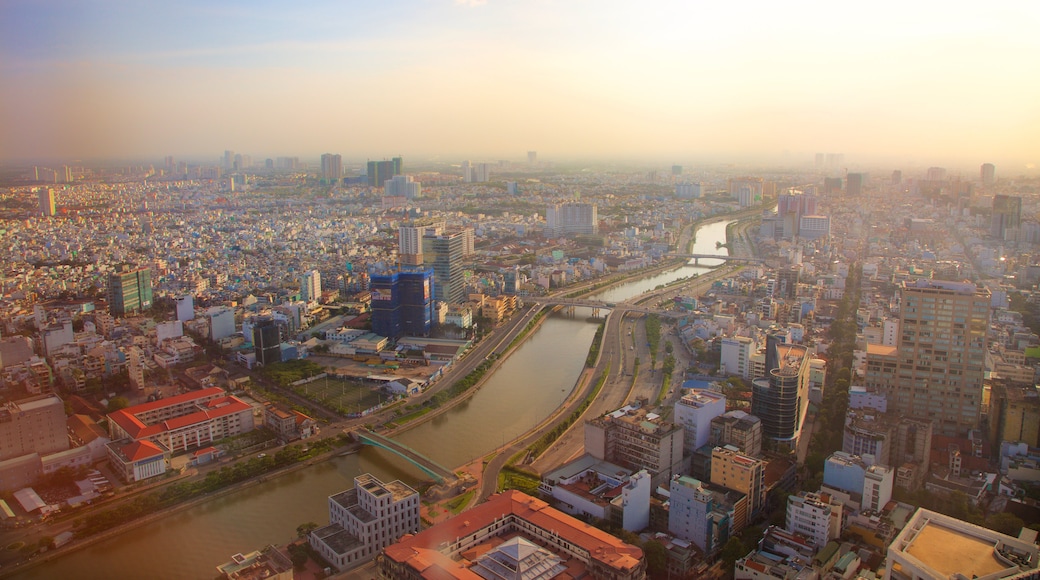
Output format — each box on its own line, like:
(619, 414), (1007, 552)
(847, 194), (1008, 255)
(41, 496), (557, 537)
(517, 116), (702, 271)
(2, 1), (1039, 169)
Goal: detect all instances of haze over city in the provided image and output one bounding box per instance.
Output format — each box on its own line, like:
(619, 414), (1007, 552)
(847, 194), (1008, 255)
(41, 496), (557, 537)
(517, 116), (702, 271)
(3, 0), (1040, 168)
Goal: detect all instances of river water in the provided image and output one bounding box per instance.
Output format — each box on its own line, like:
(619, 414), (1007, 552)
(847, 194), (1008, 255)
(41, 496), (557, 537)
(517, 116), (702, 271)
(20, 218), (734, 580)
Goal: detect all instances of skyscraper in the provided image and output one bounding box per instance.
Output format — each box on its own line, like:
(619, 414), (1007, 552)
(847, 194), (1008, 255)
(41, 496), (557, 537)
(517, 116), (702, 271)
(252, 318), (281, 366)
(107, 265), (153, 317)
(300, 270), (321, 303)
(751, 342), (810, 451)
(398, 218), (445, 266)
(865, 280), (990, 436)
(991, 195), (1022, 241)
(370, 269), (435, 338)
(981, 163), (996, 186)
(38, 188), (56, 217)
(846, 172), (865, 196)
(383, 175), (421, 198)
(423, 231), (465, 304)
(367, 157), (402, 187)
(321, 153), (343, 182)
(527, 151), (537, 164)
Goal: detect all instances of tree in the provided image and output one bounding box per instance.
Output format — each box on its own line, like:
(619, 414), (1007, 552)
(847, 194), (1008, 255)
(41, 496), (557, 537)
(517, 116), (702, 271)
(720, 536), (749, 568)
(986, 512), (1025, 537)
(107, 396), (130, 413)
(641, 539), (668, 577)
(296, 521), (319, 537)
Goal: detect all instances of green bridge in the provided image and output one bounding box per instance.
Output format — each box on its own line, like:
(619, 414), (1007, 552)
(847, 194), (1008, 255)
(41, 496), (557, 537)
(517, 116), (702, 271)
(355, 428), (457, 484)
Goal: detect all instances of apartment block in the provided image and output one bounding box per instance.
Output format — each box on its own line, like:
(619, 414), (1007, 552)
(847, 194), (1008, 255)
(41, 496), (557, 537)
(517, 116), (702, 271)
(585, 405), (685, 489)
(786, 491), (843, 549)
(710, 446), (765, 530)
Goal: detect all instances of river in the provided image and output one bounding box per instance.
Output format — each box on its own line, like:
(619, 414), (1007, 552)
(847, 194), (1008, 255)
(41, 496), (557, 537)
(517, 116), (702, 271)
(19, 218), (734, 580)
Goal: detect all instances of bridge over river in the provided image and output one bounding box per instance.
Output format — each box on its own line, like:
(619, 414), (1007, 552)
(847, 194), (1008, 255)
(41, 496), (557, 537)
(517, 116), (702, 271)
(355, 428), (458, 484)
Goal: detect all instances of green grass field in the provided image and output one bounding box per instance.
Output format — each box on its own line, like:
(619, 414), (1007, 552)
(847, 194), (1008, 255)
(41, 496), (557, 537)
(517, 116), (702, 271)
(294, 376), (387, 414)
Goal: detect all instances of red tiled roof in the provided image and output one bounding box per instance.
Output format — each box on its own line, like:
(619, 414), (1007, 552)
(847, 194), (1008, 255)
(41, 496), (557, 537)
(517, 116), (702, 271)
(384, 490), (643, 575)
(109, 393), (251, 440)
(121, 440), (165, 462)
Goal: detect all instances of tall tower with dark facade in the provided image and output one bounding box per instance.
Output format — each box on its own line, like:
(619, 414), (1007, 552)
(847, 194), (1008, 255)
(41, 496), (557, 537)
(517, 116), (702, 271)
(107, 266), (153, 317)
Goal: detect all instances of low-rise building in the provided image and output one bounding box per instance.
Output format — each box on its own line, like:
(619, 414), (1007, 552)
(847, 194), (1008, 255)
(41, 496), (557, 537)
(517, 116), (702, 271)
(106, 439), (169, 482)
(107, 387), (254, 453)
(378, 490), (646, 580)
(216, 545), (293, 580)
(309, 473), (420, 572)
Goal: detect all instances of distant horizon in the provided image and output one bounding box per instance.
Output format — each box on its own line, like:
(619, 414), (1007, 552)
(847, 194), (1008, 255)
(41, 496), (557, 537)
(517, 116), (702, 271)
(4, 2), (1039, 168)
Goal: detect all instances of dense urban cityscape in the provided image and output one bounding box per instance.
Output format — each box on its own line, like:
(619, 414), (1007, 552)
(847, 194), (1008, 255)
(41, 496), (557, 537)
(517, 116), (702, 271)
(4, 1), (1040, 579)
(1, 153), (1039, 580)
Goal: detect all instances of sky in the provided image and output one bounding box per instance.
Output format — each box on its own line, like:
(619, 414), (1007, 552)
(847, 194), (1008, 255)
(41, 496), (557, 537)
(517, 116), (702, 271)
(2, 0), (1039, 169)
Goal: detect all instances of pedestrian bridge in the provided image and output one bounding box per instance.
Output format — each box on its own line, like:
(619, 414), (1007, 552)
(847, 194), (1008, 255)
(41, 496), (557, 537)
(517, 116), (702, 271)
(665, 253), (764, 264)
(355, 428), (457, 484)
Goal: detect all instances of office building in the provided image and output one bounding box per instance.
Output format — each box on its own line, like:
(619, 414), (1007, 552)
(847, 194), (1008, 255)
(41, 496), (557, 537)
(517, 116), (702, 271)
(107, 265), (153, 317)
(990, 383), (1040, 449)
(674, 390), (726, 454)
(209, 307), (236, 341)
(38, 188), (56, 217)
(527, 150), (537, 164)
(843, 408), (893, 466)
(370, 269), (435, 338)
(798, 215), (831, 240)
(981, 162), (996, 186)
(379, 490), (646, 580)
(252, 318), (282, 366)
(585, 405), (685, 489)
(926, 166), (947, 182)
(423, 231), (465, 304)
(367, 157), (402, 187)
(992, 194), (1022, 241)
(846, 172), (865, 196)
(884, 508), (1039, 580)
(776, 266), (800, 299)
(383, 174), (421, 198)
(320, 153), (343, 182)
(862, 464), (894, 512)
(709, 410), (763, 457)
(710, 446), (765, 528)
(545, 203), (598, 237)
(786, 491), (843, 548)
(224, 149), (235, 170)
(892, 169), (903, 184)
(310, 473), (420, 572)
(300, 270), (321, 303)
(751, 342), (810, 451)
(865, 280), (990, 437)
(107, 387), (254, 453)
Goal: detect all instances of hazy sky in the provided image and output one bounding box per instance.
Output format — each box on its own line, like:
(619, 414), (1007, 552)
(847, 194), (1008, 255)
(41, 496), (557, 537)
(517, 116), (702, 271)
(2, 1), (1039, 167)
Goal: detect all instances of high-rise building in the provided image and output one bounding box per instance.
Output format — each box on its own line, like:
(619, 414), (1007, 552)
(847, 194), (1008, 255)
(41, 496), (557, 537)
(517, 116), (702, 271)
(865, 280), (990, 436)
(300, 270), (321, 303)
(776, 266), (800, 299)
(981, 163), (996, 185)
(423, 231), (465, 304)
(751, 342), (810, 451)
(991, 194), (1022, 241)
(710, 446), (765, 529)
(710, 411), (763, 457)
(728, 177), (763, 202)
(674, 390), (727, 454)
(252, 318), (282, 366)
(107, 265), (153, 317)
(926, 166), (947, 182)
(383, 175), (421, 198)
(367, 157), (402, 187)
(0, 395), (69, 461)
(320, 153), (343, 182)
(720, 336), (756, 380)
(309, 473), (420, 573)
(545, 203), (598, 237)
(676, 182), (701, 198)
(585, 405), (685, 489)
(892, 169), (903, 184)
(370, 269), (435, 338)
(224, 150), (235, 170)
(846, 172), (865, 196)
(785, 491), (843, 548)
(527, 150), (537, 164)
(38, 188), (56, 217)
(398, 218), (445, 266)
(668, 475), (726, 553)
(175, 295), (194, 322)
(777, 189), (817, 239)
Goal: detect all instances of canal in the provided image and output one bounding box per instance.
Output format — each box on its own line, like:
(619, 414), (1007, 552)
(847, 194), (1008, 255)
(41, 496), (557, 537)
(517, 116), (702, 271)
(19, 218), (734, 579)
